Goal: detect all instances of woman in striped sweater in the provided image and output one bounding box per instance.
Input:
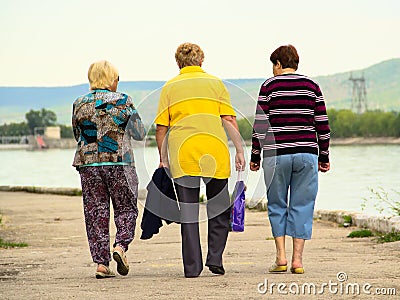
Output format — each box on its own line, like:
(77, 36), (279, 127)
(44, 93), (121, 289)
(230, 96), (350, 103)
(250, 45), (330, 274)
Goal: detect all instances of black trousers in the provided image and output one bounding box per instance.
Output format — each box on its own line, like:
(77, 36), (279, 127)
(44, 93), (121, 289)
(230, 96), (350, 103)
(174, 176), (231, 277)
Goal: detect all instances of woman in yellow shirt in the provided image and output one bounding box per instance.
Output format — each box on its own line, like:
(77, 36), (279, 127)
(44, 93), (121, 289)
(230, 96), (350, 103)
(155, 43), (245, 278)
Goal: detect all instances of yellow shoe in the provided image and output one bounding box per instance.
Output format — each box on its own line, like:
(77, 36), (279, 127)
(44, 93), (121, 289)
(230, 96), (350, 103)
(269, 263), (288, 273)
(290, 267), (304, 274)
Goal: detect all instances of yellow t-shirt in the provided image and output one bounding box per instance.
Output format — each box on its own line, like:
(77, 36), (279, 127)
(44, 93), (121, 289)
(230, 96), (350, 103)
(155, 66), (236, 179)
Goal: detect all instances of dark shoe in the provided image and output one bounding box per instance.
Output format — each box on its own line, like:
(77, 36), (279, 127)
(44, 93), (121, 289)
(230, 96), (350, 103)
(208, 265), (225, 275)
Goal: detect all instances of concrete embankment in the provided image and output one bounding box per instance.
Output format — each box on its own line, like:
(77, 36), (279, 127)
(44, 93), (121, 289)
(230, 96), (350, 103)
(315, 210), (400, 234)
(0, 185), (82, 196)
(1, 185), (398, 234)
(0, 138), (76, 150)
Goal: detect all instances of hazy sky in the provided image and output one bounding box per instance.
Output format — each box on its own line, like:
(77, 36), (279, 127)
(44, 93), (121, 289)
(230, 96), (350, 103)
(0, 0), (399, 87)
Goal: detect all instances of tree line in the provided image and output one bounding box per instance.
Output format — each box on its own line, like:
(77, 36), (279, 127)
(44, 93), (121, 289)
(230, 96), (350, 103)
(1, 108), (400, 141)
(0, 108), (73, 139)
(327, 109), (400, 138)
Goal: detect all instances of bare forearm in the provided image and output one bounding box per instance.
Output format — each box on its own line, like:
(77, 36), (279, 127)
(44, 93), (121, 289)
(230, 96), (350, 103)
(222, 115), (246, 170)
(155, 124), (169, 163)
(221, 115), (243, 153)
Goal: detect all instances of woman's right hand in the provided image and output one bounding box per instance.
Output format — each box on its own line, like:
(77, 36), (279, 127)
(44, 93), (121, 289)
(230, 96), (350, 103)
(250, 161), (260, 172)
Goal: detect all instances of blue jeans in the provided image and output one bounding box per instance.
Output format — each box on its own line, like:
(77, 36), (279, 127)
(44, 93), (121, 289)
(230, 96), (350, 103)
(263, 153), (318, 240)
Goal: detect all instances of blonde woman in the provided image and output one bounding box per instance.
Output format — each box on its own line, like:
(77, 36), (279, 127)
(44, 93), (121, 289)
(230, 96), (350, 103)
(72, 60), (145, 278)
(155, 43), (245, 278)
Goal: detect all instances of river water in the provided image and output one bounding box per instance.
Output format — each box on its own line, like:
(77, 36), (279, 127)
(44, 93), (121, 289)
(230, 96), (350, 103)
(1, 145), (399, 216)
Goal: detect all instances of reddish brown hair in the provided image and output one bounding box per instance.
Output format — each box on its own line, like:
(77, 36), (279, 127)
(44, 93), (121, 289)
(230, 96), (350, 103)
(270, 45), (299, 70)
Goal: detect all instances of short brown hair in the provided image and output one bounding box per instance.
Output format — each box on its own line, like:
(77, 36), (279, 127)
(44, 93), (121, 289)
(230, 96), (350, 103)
(175, 43), (204, 69)
(270, 45), (299, 70)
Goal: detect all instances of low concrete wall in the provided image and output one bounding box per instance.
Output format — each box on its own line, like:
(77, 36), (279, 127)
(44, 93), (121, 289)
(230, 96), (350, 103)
(245, 200), (400, 234)
(246, 198), (267, 211)
(44, 138), (76, 149)
(0, 185), (148, 199)
(314, 209), (400, 233)
(0, 185), (82, 196)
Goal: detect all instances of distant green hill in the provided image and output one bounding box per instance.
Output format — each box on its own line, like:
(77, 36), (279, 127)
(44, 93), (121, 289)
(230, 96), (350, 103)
(0, 58), (399, 125)
(316, 58), (400, 111)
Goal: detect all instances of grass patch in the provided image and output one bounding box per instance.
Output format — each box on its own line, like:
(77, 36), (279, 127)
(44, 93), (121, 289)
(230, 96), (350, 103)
(347, 229), (373, 238)
(0, 238), (28, 248)
(376, 230), (400, 243)
(347, 229), (400, 243)
(0, 212), (28, 248)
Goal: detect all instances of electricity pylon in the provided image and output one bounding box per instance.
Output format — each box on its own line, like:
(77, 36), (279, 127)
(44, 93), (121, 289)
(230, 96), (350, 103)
(348, 73), (367, 114)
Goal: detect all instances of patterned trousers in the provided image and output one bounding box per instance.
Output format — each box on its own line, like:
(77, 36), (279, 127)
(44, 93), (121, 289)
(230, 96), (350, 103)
(79, 165), (138, 265)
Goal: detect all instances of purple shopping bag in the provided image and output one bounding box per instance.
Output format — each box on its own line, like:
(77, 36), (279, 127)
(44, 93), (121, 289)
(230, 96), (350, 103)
(230, 171), (245, 232)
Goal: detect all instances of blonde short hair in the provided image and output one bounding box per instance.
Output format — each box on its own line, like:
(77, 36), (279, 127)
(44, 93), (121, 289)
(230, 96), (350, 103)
(88, 60), (119, 90)
(175, 43), (204, 69)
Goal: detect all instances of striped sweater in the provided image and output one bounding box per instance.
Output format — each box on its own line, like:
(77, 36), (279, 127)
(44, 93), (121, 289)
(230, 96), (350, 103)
(251, 74), (330, 163)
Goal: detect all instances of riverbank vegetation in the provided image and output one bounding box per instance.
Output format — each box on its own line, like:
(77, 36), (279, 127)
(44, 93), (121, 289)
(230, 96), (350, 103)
(362, 187), (400, 216)
(349, 187), (400, 243)
(236, 109), (400, 140)
(327, 109), (400, 137)
(0, 108), (73, 139)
